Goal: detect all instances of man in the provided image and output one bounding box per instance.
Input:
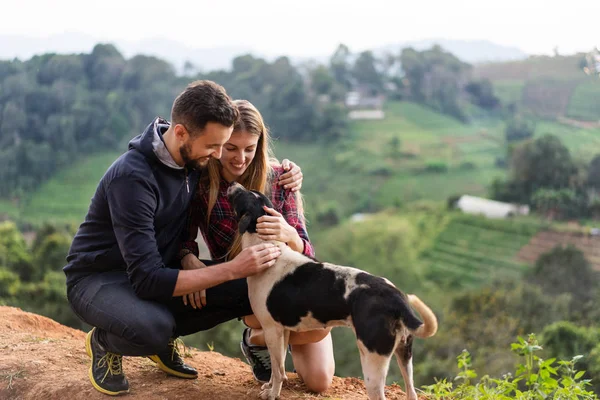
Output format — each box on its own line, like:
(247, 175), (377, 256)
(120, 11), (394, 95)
(63, 80), (300, 395)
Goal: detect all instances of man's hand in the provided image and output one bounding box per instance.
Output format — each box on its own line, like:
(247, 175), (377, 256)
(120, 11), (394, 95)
(181, 254), (207, 309)
(231, 243), (281, 277)
(279, 159), (303, 192)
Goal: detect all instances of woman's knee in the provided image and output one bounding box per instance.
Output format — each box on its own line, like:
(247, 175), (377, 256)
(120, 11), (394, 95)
(302, 365), (335, 393)
(243, 315), (262, 329)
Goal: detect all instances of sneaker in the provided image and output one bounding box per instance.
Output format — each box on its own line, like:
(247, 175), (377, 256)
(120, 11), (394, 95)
(148, 338), (198, 379)
(240, 328), (272, 383)
(85, 327), (129, 396)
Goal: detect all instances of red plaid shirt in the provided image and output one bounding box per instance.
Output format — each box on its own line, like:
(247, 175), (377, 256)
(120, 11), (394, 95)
(182, 165), (314, 262)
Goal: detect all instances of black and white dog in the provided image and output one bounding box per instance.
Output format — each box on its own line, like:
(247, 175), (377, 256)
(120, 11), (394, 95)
(228, 184), (438, 400)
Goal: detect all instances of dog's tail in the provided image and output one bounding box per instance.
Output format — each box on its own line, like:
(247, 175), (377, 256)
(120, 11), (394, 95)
(407, 294), (438, 338)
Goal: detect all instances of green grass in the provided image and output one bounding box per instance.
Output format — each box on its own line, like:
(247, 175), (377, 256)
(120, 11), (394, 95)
(567, 79), (600, 121)
(275, 101), (509, 218)
(0, 199), (20, 220)
(493, 79), (525, 106)
(534, 121), (600, 163)
(4, 100), (600, 228)
(475, 55), (593, 119)
(16, 152), (123, 225)
(421, 214), (542, 288)
(376, 167), (504, 206)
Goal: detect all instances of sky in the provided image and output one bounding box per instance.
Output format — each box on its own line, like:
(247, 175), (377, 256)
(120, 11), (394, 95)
(3, 0), (599, 57)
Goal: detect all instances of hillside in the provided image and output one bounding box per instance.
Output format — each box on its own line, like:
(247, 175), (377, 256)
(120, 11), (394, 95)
(517, 230), (600, 269)
(0, 306), (412, 400)
(4, 101), (600, 229)
(473, 54), (600, 121)
(421, 214), (541, 288)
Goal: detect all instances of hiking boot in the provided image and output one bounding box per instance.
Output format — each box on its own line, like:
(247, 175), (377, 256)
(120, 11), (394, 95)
(85, 327), (129, 396)
(148, 338), (197, 379)
(240, 328), (272, 383)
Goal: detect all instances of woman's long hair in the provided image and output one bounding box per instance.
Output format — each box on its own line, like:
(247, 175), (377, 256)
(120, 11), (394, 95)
(203, 99), (293, 260)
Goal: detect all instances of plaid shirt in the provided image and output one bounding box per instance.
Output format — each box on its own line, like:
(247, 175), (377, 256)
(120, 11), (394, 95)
(182, 165), (314, 262)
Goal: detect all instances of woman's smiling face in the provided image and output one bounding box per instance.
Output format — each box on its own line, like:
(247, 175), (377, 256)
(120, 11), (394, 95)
(219, 130), (259, 182)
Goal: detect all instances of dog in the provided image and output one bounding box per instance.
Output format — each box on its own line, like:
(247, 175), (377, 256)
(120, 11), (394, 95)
(227, 184), (438, 400)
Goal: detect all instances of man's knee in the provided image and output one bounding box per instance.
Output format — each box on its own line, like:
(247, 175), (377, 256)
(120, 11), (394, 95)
(125, 312), (175, 353)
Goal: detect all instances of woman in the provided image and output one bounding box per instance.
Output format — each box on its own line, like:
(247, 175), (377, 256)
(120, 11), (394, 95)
(180, 100), (335, 393)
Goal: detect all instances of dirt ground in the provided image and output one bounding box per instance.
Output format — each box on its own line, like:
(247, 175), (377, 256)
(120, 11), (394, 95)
(0, 306), (412, 400)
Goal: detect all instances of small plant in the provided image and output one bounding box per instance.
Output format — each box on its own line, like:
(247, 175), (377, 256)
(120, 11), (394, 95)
(2, 368), (25, 390)
(206, 341), (215, 352)
(423, 333), (597, 399)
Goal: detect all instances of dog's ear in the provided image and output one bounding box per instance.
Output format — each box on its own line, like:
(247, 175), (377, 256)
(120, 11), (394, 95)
(251, 190), (275, 209)
(238, 214), (252, 235)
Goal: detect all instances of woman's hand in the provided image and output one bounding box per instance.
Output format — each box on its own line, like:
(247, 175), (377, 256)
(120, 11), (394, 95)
(181, 253), (207, 309)
(278, 159), (303, 192)
(257, 207), (303, 251)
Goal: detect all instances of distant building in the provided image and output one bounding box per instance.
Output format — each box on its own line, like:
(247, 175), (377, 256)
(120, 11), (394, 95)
(350, 213), (372, 223)
(348, 110), (385, 120)
(345, 90), (385, 120)
(455, 195), (529, 219)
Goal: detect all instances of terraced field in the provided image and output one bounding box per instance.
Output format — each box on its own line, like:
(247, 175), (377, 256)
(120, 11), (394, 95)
(420, 214), (543, 288)
(517, 230), (600, 270)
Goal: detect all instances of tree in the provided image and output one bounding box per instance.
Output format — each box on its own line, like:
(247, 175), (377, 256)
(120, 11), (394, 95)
(329, 44), (353, 90)
(505, 115), (536, 142)
(309, 65), (336, 95)
(352, 51), (383, 94)
(399, 45), (471, 121)
(531, 188), (578, 220)
(32, 227), (72, 278)
(0, 221), (33, 281)
(530, 245), (599, 312)
(587, 154), (600, 189)
(509, 134), (577, 200)
(85, 44), (126, 91)
(465, 79), (500, 109)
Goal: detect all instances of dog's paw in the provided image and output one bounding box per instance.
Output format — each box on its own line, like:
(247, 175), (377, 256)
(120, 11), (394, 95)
(259, 388), (279, 400)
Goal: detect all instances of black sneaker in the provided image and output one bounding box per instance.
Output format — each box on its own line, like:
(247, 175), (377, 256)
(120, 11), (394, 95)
(85, 327), (129, 396)
(240, 328), (272, 383)
(148, 338), (198, 379)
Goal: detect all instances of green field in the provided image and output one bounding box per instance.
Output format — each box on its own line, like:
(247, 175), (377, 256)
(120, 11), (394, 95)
(534, 121), (600, 162)
(15, 152), (123, 226)
(421, 214), (543, 288)
(474, 55), (597, 120)
(3, 100), (600, 227)
(275, 101), (508, 218)
(493, 79), (525, 106)
(474, 55), (585, 82)
(566, 79), (600, 121)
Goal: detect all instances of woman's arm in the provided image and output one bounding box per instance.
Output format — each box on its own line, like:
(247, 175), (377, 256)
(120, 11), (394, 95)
(257, 167), (314, 257)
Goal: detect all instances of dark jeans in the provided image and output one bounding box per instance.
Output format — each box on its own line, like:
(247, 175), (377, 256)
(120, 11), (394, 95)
(67, 261), (252, 356)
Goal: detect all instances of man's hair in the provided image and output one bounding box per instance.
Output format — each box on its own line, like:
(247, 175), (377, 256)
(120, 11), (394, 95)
(171, 80), (239, 135)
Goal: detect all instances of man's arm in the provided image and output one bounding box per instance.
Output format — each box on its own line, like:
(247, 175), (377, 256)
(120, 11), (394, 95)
(173, 243), (282, 296)
(107, 175), (282, 301)
(106, 175), (179, 301)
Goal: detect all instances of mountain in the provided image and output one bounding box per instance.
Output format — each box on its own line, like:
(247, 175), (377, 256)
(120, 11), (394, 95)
(0, 33), (528, 73)
(0, 33), (256, 73)
(377, 38), (528, 64)
(0, 306), (411, 400)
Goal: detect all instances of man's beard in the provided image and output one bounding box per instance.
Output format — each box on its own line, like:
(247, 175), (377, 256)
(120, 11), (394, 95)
(180, 141), (209, 170)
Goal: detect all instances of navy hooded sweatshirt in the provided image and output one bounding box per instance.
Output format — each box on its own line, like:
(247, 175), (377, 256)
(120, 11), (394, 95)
(63, 118), (200, 302)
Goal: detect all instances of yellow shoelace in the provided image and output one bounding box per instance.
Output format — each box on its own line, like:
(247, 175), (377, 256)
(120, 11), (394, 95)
(97, 352), (123, 383)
